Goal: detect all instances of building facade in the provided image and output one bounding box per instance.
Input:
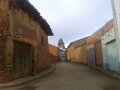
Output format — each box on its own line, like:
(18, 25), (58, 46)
(111, 0), (120, 72)
(66, 37), (88, 64)
(48, 44), (60, 63)
(58, 38), (66, 61)
(66, 42), (74, 62)
(58, 38), (65, 49)
(87, 19), (113, 66)
(59, 48), (66, 61)
(101, 27), (119, 72)
(0, 0), (53, 83)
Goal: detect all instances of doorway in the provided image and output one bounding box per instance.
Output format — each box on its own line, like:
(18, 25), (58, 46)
(13, 41), (32, 79)
(107, 41), (118, 72)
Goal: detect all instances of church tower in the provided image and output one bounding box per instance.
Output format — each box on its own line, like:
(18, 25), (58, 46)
(58, 38), (65, 49)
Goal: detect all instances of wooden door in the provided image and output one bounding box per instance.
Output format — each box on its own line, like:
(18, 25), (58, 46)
(13, 41), (32, 79)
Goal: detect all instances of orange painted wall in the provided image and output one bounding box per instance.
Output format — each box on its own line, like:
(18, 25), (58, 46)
(48, 44), (59, 63)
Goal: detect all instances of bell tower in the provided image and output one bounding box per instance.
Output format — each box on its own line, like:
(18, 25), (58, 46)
(58, 38), (65, 49)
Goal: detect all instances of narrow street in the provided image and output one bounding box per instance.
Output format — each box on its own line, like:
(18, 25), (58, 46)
(1, 62), (120, 90)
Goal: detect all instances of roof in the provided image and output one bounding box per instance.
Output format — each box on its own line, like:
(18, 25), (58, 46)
(87, 19), (114, 45)
(67, 42), (74, 49)
(58, 48), (66, 51)
(74, 37), (88, 49)
(9, 0), (53, 36)
(67, 36), (89, 49)
(48, 44), (57, 48)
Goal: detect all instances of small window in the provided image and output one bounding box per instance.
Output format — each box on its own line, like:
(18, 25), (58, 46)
(41, 37), (43, 44)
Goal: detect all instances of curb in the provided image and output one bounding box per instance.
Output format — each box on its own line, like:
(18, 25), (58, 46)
(90, 66), (120, 80)
(0, 65), (55, 88)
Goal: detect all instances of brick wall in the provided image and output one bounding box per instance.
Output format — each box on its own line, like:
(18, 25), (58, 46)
(87, 30), (100, 46)
(94, 41), (103, 66)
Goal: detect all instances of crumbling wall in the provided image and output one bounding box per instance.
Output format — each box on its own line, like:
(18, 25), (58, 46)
(0, 0), (10, 83)
(0, 35), (7, 83)
(0, 0), (10, 33)
(0, 1), (52, 83)
(11, 5), (52, 74)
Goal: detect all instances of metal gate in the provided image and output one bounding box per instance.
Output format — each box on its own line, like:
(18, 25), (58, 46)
(13, 41), (32, 79)
(87, 48), (96, 66)
(107, 41), (119, 72)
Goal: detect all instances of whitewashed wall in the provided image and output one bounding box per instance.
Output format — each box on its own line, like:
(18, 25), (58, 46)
(101, 28), (115, 70)
(111, 0), (120, 72)
(101, 28), (115, 44)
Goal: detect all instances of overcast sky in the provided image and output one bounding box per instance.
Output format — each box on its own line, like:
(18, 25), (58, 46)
(29, 0), (113, 48)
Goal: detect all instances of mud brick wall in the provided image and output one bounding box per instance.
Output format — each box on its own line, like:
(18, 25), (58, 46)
(48, 44), (59, 63)
(10, 5), (52, 74)
(37, 40), (51, 73)
(0, 35), (7, 83)
(94, 41), (103, 66)
(66, 44), (75, 62)
(73, 47), (80, 63)
(79, 44), (87, 64)
(0, 0), (11, 83)
(70, 44), (87, 64)
(0, 0), (10, 33)
(11, 5), (37, 40)
(0, 1), (52, 83)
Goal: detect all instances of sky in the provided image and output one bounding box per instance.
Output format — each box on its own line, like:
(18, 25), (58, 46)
(29, 0), (113, 48)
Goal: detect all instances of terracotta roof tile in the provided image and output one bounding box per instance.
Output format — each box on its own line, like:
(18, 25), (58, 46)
(10, 0), (53, 36)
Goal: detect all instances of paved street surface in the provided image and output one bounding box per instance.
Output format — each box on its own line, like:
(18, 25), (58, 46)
(1, 62), (120, 90)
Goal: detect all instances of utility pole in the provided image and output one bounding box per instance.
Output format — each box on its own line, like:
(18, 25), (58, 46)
(111, 0), (120, 72)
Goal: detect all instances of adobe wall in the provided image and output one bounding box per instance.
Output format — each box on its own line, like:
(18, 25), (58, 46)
(70, 44), (87, 64)
(94, 41), (103, 66)
(10, 3), (51, 73)
(0, 0), (10, 83)
(48, 44), (59, 63)
(66, 44), (74, 62)
(80, 44), (87, 64)
(0, 1), (52, 82)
